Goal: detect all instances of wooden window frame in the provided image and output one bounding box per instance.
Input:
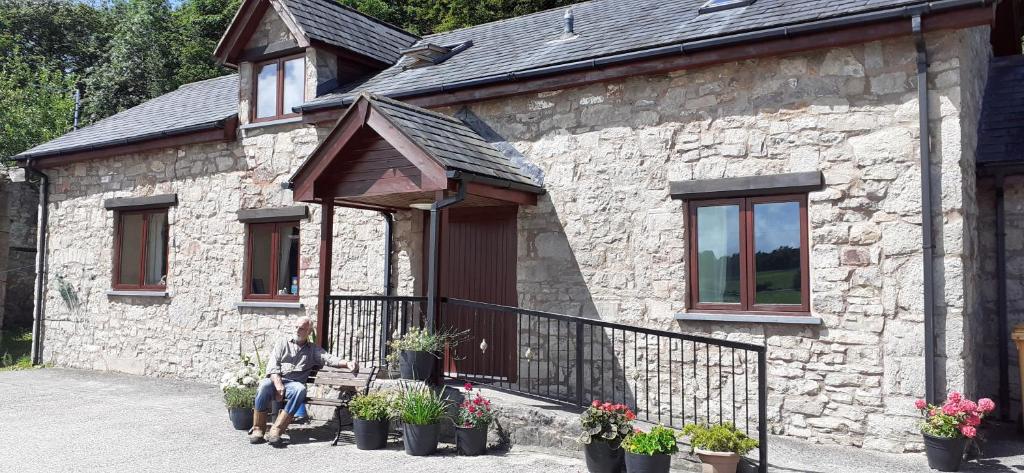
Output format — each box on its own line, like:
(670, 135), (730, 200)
(112, 208), (169, 291)
(688, 194), (809, 315)
(243, 221), (301, 301)
(252, 54), (305, 123)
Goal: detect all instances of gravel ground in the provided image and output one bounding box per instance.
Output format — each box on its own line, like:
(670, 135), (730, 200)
(2, 368), (1022, 473)
(0, 368), (583, 473)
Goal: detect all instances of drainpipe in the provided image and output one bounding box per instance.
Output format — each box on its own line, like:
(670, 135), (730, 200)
(378, 210), (394, 364)
(25, 159), (49, 365)
(913, 15), (938, 404)
(425, 180), (467, 331)
(995, 174), (1010, 420)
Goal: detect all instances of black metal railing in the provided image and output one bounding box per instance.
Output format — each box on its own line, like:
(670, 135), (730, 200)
(324, 294), (767, 472)
(324, 295), (427, 367)
(439, 298), (768, 473)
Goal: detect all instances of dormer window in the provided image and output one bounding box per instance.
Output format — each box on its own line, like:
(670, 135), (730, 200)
(698, 0), (754, 13)
(254, 54), (305, 121)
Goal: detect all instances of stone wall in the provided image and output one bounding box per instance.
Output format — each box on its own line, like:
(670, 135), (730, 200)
(977, 176), (1024, 421)
(437, 27), (990, 452)
(40, 121), (386, 382)
(0, 173), (38, 329)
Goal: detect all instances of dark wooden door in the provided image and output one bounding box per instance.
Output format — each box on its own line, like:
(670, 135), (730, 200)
(439, 206), (519, 382)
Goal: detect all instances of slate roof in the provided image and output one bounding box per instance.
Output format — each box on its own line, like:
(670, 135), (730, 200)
(279, 0), (418, 65)
(977, 56), (1024, 167)
(15, 74), (239, 160)
(302, 0), (953, 109)
(366, 94), (540, 188)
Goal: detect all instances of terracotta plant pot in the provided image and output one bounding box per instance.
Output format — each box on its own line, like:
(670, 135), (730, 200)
(584, 440), (625, 473)
(353, 418), (389, 450)
(398, 350), (436, 381)
(403, 423), (440, 456)
(694, 449), (741, 473)
(625, 451), (671, 473)
(923, 433), (967, 472)
(227, 407), (253, 431)
(456, 424), (488, 456)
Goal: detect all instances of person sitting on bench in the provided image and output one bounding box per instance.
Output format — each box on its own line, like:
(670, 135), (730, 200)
(250, 316), (358, 445)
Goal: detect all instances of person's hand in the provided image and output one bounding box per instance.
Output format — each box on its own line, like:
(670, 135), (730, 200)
(349, 360), (360, 374)
(275, 387), (285, 402)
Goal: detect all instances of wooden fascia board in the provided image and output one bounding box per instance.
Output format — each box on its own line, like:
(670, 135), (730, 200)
(268, 0), (311, 48)
(291, 99), (370, 201)
(364, 105), (447, 190)
(464, 181), (537, 206)
(30, 125), (236, 169)
(214, 0), (269, 67)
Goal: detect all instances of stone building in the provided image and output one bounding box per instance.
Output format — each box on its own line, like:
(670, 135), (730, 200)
(13, 0), (1024, 457)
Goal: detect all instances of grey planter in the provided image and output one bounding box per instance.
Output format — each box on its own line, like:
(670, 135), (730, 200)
(353, 418), (389, 450)
(403, 423), (441, 456)
(228, 408), (253, 431)
(399, 350), (436, 381)
(456, 424), (488, 456)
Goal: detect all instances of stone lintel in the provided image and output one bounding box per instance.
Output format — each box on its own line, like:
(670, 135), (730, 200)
(106, 290), (170, 298)
(239, 116), (303, 131)
(103, 194), (178, 211)
(669, 171), (823, 200)
(676, 312), (823, 325)
(237, 206), (308, 223)
(235, 301), (304, 309)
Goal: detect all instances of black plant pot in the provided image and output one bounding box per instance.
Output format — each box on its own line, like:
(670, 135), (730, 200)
(584, 440), (625, 473)
(353, 418), (389, 450)
(624, 452), (671, 473)
(403, 423), (441, 456)
(456, 424), (488, 456)
(923, 433), (967, 472)
(399, 350), (436, 381)
(228, 408), (253, 431)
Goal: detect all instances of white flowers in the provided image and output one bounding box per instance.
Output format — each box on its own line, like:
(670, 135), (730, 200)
(220, 361), (261, 392)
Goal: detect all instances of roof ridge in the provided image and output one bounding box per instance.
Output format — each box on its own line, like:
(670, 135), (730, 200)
(294, 0), (420, 41)
(422, 0), (593, 40)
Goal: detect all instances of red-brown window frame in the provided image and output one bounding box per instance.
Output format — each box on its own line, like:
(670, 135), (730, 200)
(251, 54), (305, 123)
(112, 208), (169, 291)
(243, 221), (301, 301)
(687, 194), (809, 315)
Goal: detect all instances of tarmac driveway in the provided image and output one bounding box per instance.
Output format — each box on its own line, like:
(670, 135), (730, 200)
(0, 368), (583, 473)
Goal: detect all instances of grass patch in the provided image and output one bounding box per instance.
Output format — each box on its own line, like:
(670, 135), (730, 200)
(0, 328), (34, 371)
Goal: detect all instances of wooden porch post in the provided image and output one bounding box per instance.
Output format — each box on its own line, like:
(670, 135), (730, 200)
(317, 200), (334, 350)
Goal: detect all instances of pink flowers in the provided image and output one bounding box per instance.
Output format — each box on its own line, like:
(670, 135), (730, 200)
(457, 387), (495, 428)
(915, 392), (994, 440)
(464, 382), (474, 392)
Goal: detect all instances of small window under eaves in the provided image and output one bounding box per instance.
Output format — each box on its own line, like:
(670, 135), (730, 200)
(699, 0), (754, 14)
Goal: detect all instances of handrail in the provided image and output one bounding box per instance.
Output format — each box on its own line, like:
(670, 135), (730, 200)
(442, 297), (766, 352)
(328, 294), (426, 302)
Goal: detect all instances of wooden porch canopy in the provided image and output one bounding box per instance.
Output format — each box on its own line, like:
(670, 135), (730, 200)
(286, 92), (543, 341)
(287, 92), (543, 210)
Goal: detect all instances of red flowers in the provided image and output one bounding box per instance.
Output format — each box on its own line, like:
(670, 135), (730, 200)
(580, 399), (637, 444)
(464, 382), (474, 392)
(458, 387), (495, 428)
(915, 392), (994, 440)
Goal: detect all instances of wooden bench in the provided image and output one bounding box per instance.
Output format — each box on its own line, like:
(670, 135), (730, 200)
(304, 365), (379, 446)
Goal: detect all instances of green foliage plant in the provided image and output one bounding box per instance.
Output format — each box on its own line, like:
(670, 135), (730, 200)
(223, 385), (257, 409)
(393, 382), (451, 426)
(385, 326), (469, 366)
(623, 426), (679, 456)
(0, 328), (33, 371)
(350, 390), (394, 421)
(578, 400), (636, 447)
(681, 423), (758, 455)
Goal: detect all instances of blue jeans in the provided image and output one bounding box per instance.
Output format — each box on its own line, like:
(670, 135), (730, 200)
(254, 378), (307, 416)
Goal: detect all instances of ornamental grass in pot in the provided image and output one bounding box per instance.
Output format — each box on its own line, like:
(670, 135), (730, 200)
(915, 391), (995, 472)
(219, 349), (264, 430)
(394, 382), (451, 456)
(623, 426), (679, 473)
(681, 423), (758, 473)
(578, 400), (637, 473)
(349, 390), (394, 450)
(455, 383), (495, 456)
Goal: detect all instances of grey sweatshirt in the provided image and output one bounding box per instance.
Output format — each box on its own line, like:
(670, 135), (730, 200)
(265, 338), (344, 382)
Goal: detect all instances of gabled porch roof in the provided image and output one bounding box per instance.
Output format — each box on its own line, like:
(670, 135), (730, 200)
(287, 93), (543, 210)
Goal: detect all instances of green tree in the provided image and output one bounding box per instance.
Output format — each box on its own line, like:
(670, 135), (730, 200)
(0, 48), (76, 161)
(0, 0), (112, 76)
(171, 0), (241, 86)
(81, 0), (177, 123)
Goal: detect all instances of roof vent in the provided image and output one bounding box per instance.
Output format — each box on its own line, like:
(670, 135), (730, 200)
(698, 0), (754, 14)
(401, 40), (473, 69)
(564, 9), (574, 35)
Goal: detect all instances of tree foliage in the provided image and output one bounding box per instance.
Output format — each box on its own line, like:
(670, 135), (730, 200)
(339, 0), (576, 35)
(0, 47), (76, 161)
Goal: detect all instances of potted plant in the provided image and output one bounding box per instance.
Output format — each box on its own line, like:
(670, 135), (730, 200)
(219, 350), (263, 430)
(394, 382), (451, 456)
(623, 426), (679, 473)
(578, 400), (636, 473)
(349, 390), (394, 450)
(456, 383), (496, 456)
(387, 327), (468, 381)
(914, 392), (995, 471)
(681, 423), (758, 473)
